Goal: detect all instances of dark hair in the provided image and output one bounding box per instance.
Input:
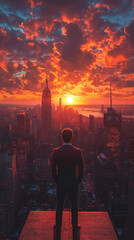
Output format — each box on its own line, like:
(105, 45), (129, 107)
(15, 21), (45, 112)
(61, 128), (73, 143)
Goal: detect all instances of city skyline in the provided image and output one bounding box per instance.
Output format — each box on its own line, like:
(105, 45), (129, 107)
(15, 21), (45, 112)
(0, 68), (134, 239)
(0, 0), (134, 105)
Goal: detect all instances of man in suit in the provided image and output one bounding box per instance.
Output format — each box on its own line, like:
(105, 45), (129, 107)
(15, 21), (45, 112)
(51, 128), (84, 240)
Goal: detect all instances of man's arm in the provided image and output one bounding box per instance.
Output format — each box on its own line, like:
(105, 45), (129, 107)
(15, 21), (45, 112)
(51, 150), (58, 183)
(77, 150), (84, 184)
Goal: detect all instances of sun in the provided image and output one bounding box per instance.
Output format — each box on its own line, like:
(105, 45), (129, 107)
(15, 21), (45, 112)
(66, 96), (73, 104)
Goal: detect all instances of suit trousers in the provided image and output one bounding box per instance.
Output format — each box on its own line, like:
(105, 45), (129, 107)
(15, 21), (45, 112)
(56, 175), (78, 230)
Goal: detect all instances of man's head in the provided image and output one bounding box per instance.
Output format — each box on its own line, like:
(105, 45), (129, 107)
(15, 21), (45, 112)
(61, 128), (73, 143)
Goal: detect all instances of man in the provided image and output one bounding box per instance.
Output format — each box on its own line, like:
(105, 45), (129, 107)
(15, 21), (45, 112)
(51, 128), (84, 240)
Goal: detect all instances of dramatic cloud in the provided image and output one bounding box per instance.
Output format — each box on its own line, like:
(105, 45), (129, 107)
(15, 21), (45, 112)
(0, 0), (133, 104)
(125, 19), (134, 49)
(60, 23), (95, 70)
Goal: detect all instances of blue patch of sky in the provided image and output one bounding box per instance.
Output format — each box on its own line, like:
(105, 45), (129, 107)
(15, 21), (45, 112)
(41, 53), (48, 57)
(101, 9), (133, 28)
(52, 27), (63, 37)
(94, 48), (102, 53)
(32, 59), (37, 62)
(33, 4), (45, 16)
(92, 0), (98, 4)
(33, 15), (40, 20)
(12, 26), (24, 32)
(88, 0), (99, 5)
(0, 4), (32, 21)
(29, 51), (35, 56)
(0, 4), (13, 16)
(36, 36), (55, 42)
(15, 9), (32, 21)
(13, 71), (26, 78)
(0, 22), (24, 35)
(0, 22), (10, 30)
(45, 36), (55, 42)
(35, 36), (44, 41)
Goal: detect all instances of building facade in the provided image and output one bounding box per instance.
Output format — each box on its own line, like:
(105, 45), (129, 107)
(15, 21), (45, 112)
(42, 76), (51, 130)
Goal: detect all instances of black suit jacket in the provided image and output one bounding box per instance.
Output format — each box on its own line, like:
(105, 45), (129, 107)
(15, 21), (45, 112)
(51, 145), (84, 184)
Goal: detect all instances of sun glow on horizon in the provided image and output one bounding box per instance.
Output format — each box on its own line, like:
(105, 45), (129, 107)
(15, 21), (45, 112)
(66, 96), (73, 104)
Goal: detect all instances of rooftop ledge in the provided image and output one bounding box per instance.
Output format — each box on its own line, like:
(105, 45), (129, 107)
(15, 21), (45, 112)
(19, 211), (118, 240)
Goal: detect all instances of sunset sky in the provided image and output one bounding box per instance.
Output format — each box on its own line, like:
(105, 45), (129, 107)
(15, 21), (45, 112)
(0, 0), (134, 105)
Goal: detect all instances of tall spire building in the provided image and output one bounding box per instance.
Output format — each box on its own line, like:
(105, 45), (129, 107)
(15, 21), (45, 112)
(42, 75), (51, 130)
(103, 79), (122, 196)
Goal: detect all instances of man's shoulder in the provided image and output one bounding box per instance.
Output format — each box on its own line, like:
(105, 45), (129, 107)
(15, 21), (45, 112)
(71, 145), (81, 152)
(52, 145), (81, 153)
(52, 145), (63, 153)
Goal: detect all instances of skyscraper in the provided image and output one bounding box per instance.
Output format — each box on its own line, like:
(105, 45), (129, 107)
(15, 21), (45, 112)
(124, 136), (134, 240)
(0, 150), (17, 239)
(42, 75), (51, 130)
(32, 116), (38, 139)
(89, 115), (94, 132)
(104, 106), (122, 166)
(17, 112), (25, 134)
(104, 78), (121, 161)
(25, 113), (30, 136)
(79, 114), (83, 131)
(103, 79), (122, 196)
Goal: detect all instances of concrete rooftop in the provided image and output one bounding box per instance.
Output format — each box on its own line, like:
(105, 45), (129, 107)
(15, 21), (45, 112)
(19, 211), (118, 240)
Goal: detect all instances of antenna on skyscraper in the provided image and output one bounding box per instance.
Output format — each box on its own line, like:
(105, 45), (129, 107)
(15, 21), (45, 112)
(46, 72), (48, 88)
(110, 78), (112, 108)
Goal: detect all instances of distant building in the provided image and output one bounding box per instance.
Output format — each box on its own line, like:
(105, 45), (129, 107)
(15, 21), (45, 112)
(88, 132), (94, 152)
(9, 123), (12, 139)
(17, 113), (25, 134)
(124, 136), (134, 240)
(104, 107), (121, 130)
(95, 153), (117, 205)
(25, 113), (30, 136)
(12, 138), (29, 182)
(104, 107), (122, 196)
(108, 192), (127, 236)
(59, 98), (62, 108)
(79, 114), (83, 131)
(0, 150), (17, 239)
(104, 79), (121, 130)
(32, 116), (38, 139)
(89, 115), (94, 132)
(101, 104), (104, 113)
(42, 76), (51, 130)
(56, 98), (63, 129)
